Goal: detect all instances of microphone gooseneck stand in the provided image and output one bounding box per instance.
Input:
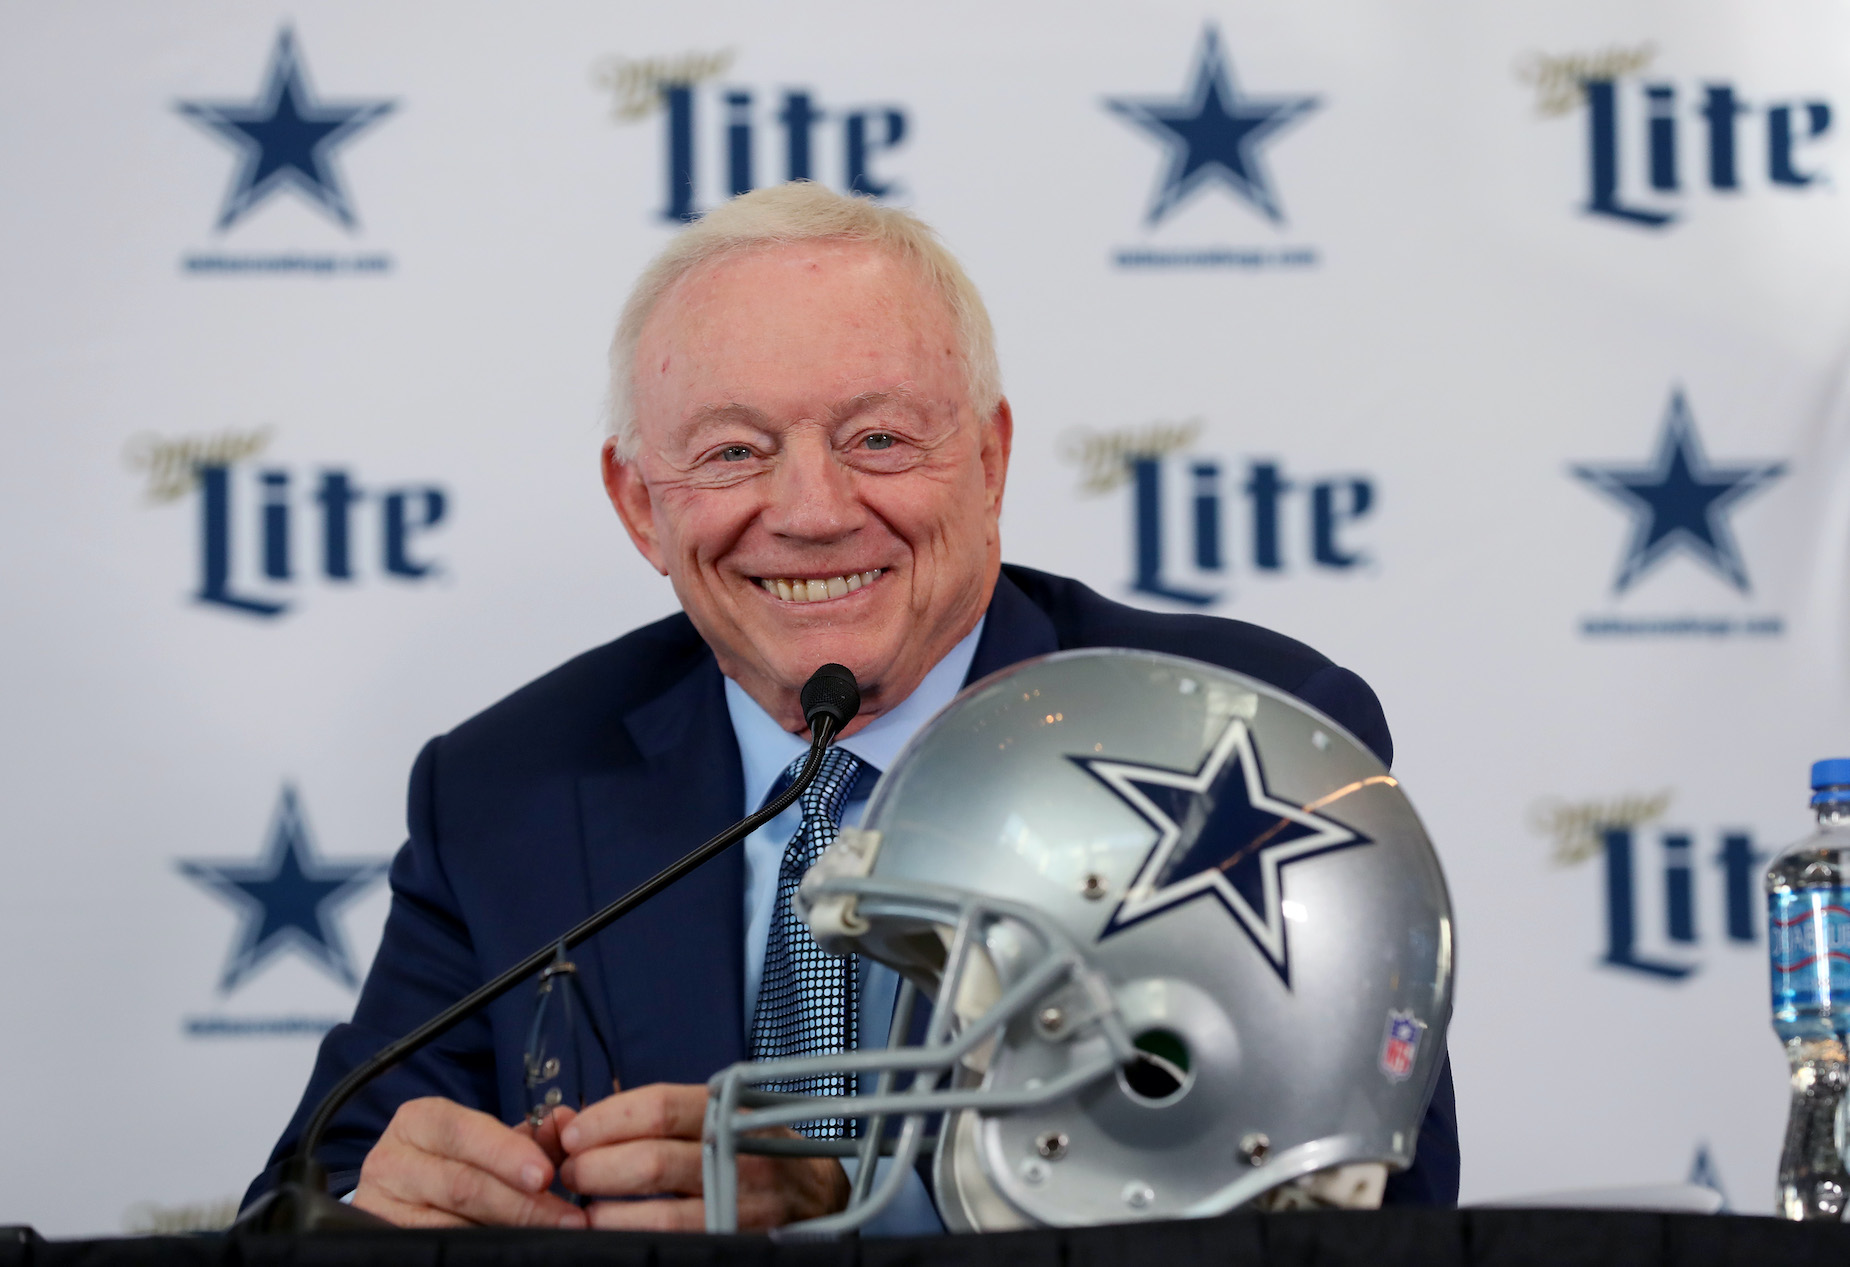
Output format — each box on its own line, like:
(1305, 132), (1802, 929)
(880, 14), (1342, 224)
(236, 662), (863, 1233)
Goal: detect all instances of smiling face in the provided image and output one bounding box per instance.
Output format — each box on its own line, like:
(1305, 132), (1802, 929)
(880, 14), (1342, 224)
(605, 239), (1012, 735)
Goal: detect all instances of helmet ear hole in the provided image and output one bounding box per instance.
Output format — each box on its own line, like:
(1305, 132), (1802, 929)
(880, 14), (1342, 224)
(1119, 1028), (1192, 1103)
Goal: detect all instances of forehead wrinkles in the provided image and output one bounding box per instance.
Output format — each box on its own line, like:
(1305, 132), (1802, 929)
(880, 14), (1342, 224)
(634, 242), (962, 396)
(689, 388), (916, 424)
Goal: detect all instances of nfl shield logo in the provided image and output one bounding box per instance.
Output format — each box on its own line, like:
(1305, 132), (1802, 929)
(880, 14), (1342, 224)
(1379, 1009), (1425, 1082)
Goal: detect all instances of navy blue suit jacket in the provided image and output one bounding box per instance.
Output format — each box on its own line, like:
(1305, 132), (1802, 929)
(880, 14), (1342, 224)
(247, 564), (1459, 1211)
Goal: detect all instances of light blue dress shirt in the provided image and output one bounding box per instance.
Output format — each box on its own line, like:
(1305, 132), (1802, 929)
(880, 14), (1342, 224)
(722, 618), (984, 1236)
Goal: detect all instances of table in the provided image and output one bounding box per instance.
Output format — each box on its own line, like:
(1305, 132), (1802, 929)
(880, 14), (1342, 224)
(6, 1209), (1850, 1267)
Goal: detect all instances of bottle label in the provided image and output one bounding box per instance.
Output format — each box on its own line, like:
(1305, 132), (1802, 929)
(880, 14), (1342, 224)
(1769, 889), (1850, 1015)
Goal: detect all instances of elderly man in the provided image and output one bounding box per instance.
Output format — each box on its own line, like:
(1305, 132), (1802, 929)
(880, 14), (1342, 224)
(247, 183), (1458, 1231)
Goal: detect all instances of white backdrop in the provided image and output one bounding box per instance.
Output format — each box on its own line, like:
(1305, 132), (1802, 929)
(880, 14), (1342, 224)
(3, 0), (1848, 1235)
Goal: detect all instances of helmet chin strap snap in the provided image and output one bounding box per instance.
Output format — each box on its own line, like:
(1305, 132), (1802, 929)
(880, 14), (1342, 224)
(1250, 1163), (1390, 1212)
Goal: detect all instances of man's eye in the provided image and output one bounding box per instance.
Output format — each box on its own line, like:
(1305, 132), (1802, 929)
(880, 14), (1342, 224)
(864, 433), (896, 451)
(719, 445), (752, 462)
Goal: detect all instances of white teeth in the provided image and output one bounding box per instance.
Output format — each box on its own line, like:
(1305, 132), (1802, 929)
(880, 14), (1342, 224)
(758, 568), (884, 602)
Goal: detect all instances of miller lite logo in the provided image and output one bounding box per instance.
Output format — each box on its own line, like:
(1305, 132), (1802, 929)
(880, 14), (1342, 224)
(122, 432), (452, 620)
(1379, 1009), (1425, 1082)
(591, 48), (911, 224)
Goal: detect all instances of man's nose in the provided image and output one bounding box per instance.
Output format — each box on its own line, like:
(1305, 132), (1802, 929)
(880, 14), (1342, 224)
(761, 431), (866, 541)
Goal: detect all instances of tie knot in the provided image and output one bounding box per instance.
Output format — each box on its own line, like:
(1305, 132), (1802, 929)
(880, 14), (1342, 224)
(781, 745), (866, 828)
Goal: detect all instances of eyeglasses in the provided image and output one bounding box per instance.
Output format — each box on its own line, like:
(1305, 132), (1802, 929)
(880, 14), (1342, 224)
(521, 941), (616, 1131)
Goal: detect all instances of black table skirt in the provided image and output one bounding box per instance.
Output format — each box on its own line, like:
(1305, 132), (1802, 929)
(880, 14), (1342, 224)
(6, 1209), (1850, 1267)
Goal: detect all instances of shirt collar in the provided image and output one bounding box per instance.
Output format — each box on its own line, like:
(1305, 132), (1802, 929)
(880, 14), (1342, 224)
(725, 617), (987, 812)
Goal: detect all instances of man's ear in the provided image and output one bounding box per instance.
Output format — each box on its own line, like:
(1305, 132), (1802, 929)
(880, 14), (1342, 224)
(981, 396), (1014, 518)
(602, 440), (670, 576)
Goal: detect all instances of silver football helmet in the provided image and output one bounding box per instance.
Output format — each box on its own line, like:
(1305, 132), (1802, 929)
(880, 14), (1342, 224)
(703, 648), (1453, 1234)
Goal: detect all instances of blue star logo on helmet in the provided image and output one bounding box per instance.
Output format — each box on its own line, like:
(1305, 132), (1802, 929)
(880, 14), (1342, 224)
(1072, 716), (1369, 985)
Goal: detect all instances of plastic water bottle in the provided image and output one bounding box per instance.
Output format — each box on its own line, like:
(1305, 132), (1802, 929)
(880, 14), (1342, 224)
(1767, 758), (1850, 1220)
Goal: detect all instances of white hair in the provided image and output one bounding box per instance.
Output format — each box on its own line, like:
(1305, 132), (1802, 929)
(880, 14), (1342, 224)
(605, 182), (1002, 458)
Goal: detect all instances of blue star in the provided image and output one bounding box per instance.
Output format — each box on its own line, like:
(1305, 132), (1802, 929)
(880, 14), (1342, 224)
(1573, 390), (1785, 594)
(176, 28), (394, 232)
(1105, 27), (1319, 226)
(1073, 717), (1368, 985)
(178, 785), (387, 993)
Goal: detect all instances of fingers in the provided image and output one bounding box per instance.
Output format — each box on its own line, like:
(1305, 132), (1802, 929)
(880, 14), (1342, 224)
(559, 1137), (703, 1199)
(551, 1082), (849, 1230)
(584, 1192), (842, 1232)
(358, 1150), (587, 1229)
(566, 1147), (848, 1229)
(576, 1180), (839, 1233)
(731, 1155), (852, 1229)
(524, 1104), (579, 1169)
(350, 1186), (472, 1230)
(585, 1197), (706, 1232)
(396, 1097), (558, 1195)
(560, 1082), (707, 1154)
(353, 1097), (588, 1229)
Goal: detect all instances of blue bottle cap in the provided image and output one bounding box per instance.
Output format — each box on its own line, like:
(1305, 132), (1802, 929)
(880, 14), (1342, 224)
(1811, 758), (1850, 804)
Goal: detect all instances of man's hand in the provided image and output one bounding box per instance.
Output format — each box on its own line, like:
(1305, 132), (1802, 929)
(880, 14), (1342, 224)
(351, 1097), (590, 1228)
(558, 1082), (851, 1231)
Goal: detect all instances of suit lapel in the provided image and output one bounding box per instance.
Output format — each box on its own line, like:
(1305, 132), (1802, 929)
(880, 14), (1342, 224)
(577, 655), (748, 1087)
(965, 569), (1059, 685)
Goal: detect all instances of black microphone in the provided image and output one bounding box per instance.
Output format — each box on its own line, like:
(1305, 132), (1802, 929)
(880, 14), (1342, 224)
(236, 664), (861, 1233)
(800, 662), (859, 731)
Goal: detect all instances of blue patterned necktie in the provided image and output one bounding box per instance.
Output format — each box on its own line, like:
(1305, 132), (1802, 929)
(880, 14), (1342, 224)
(748, 745), (867, 1139)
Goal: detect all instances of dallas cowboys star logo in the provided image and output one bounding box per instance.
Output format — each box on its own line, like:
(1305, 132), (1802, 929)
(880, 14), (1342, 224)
(177, 785), (387, 993)
(1572, 390), (1785, 594)
(1105, 27), (1320, 226)
(1074, 717), (1367, 985)
(176, 28), (395, 232)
